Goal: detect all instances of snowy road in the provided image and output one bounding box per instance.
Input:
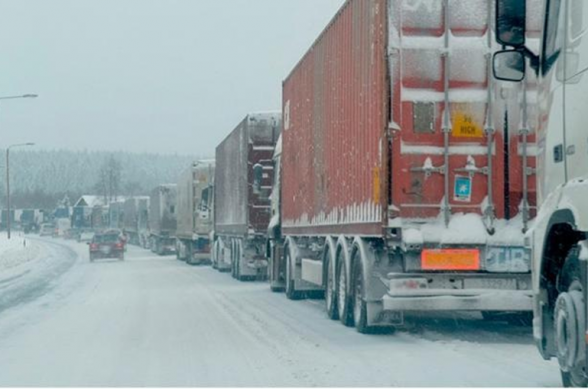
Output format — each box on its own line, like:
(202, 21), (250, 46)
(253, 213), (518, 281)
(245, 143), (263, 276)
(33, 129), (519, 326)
(0, 239), (561, 387)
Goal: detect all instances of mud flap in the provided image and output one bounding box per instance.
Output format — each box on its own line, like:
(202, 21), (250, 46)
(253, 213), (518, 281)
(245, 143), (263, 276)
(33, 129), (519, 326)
(367, 301), (404, 327)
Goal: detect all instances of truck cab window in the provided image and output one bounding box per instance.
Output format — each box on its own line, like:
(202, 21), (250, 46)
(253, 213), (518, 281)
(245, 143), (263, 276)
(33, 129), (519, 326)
(543, 0), (565, 74)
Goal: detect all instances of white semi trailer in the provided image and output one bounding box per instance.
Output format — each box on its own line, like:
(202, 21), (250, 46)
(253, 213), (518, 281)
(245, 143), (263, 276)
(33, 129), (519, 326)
(176, 160), (215, 265)
(494, 0), (588, 386)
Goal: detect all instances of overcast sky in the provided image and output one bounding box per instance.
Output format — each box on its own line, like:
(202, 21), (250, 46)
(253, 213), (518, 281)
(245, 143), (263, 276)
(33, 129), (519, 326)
(0, 0), (344, 156)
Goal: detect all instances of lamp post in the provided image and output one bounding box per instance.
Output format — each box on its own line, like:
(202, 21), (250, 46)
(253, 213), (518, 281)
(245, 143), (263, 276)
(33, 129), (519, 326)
(0, 93), (38, 239)
(6, 143), (35, 239)
(0, 94), (38, 101)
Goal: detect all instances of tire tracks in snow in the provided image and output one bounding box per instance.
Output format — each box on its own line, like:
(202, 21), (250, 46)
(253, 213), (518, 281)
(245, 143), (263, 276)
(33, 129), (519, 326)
(0, 238), (78, 316)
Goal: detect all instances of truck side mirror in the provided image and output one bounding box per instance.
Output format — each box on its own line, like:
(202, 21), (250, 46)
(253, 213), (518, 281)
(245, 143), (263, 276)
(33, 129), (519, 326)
(253, 163), (263, 195)
(493, 50), (526, 82)
(496, 0), (526, 47)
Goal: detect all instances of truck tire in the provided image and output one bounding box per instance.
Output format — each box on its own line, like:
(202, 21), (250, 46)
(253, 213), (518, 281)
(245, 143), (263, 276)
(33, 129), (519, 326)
(555, 250), (588, 387)
(325, 250), (338, 320)
(352, 253), (370, 334)
(285, 248), (303, 300)
(337, 258), (353, 327)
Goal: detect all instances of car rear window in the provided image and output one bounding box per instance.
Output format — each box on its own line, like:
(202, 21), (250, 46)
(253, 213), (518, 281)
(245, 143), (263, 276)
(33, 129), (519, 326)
(94, 234), (119, 243)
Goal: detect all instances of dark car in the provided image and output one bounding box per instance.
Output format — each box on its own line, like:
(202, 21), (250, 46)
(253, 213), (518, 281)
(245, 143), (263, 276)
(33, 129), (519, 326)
(89, 231), (125, 262)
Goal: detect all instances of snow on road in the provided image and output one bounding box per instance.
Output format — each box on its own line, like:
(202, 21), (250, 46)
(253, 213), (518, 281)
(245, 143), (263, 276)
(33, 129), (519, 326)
(0, 240), (562, 387)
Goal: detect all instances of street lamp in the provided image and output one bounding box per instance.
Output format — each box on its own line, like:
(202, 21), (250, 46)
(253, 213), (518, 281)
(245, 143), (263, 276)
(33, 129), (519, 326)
(0, 94), (38, 101)
(0, 93), (38, 239)
(6, 142), (35, 239)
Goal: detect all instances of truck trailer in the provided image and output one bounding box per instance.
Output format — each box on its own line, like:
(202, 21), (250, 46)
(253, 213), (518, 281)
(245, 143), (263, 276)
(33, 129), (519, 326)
(149, 184), (177, 256)
(212, 113), (281, 279)
(267, 0), (538, 334)
(176, 160), (215, 265)
(493, 0), (588, 386)
(123, 196), (150, 247)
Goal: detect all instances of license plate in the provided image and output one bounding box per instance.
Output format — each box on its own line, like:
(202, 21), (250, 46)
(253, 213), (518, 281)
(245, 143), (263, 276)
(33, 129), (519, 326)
(422, 249), (480, 271)
(100, 246), (112, 254)
(463, 278), (518, 290)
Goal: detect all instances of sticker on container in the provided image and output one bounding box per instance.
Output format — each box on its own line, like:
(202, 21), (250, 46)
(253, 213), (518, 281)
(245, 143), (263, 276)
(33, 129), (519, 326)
(452, 111), (484, 138)
(454, 175), (472, 202)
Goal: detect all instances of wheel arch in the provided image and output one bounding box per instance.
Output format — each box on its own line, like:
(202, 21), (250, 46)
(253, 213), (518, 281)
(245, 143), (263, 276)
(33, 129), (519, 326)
(540, 209), (584, 299)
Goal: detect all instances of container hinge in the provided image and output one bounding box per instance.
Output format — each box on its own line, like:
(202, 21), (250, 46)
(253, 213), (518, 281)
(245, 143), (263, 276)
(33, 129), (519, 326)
(454, 155), (489, 178)
(410, 157), (445, 179)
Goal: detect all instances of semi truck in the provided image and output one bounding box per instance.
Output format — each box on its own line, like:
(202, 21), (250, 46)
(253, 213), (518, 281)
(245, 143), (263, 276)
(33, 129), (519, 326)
(176, 160), (215, 265)
(108, 201), (125, 230)
(149, 184), (177, 256)
(212, 112), (281, 279)
(493, 0), (588, 386)
(123, 196), (150, 247)
(267, 0), (538, 334)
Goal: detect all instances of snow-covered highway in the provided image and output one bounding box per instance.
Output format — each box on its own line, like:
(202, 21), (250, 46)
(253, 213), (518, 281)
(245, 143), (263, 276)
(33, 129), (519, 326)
(0, 239), (561, 387)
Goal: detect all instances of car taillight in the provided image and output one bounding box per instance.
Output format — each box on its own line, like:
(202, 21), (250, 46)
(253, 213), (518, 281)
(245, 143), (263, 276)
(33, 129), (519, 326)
(90, 244), (98, 250)
(115, 242), (123, 249)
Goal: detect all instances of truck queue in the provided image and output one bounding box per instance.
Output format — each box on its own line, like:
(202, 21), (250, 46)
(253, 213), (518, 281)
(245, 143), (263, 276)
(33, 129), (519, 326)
(21, 0), (588, 386)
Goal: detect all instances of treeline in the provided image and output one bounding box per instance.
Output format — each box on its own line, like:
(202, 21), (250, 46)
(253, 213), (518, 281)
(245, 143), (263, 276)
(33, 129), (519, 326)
(1, 149), (203, 209)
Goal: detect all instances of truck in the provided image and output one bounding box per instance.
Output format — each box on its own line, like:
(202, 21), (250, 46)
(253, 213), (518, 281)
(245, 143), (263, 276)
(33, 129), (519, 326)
(108, 201), (125, 230)
(212, 112), (281, 279)
(267, 0), (537, 334)
(20, 209), (39, 233)
(123, 196), (150, 247)
(493, 0), (588, 386)
(149, 184), (177, 256)
(176, 160), (215, 265)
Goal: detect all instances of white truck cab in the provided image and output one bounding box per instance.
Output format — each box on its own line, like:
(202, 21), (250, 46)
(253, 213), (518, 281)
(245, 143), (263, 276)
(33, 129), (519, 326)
(494, 0), (588, 386)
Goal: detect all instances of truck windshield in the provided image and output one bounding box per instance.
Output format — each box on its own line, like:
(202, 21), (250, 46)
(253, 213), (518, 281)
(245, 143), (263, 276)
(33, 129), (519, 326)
(544, 0), (565, 74)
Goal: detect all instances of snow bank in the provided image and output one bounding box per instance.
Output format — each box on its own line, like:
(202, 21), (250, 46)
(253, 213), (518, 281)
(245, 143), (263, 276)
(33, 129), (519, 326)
(0, 233), (42, 280)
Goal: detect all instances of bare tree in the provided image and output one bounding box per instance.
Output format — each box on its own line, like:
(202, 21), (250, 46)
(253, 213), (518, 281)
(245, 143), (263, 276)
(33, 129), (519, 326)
(95, 156), (123, 203)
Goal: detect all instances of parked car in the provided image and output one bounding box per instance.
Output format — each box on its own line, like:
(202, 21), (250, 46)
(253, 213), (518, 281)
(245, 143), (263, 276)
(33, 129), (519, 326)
(89, 231), (125, 262)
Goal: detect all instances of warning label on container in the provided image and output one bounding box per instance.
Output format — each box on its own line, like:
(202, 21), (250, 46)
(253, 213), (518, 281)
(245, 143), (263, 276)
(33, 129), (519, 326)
(373, 167), (380, 205)
(452, 111), (484, 138)
(454, 175), (472, 202)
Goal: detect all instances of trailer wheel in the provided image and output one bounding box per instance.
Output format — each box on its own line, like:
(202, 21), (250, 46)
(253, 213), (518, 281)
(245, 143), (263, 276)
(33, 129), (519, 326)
(325, 248), (338, 320)
(269, 243), (285, 292)
(352, 250), (370, 333)
(212, 241), (220, 270)
(555, 251), (588, 387)
(337, 257), (353, 327)
(285, 248), (303, 300)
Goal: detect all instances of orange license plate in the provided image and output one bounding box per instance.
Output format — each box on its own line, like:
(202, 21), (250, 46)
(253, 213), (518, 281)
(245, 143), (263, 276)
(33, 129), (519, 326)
(421, 249), (480, 271)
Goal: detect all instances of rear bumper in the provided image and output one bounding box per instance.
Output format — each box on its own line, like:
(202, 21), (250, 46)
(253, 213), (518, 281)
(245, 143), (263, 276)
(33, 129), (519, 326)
(383, 288), (533, 312)
(90, 250), (124, 259)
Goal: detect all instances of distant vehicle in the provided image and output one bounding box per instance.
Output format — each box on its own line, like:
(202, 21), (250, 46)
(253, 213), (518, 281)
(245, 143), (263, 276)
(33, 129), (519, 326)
(64, 229), (78, 240)
(54, 218), (71, 238)
(39, 223), (53, 237)
(149, 184), (177, 256)
(77, 230), (95, 243)
(89, 231), (125, 261)
(122, 197), (150, 247)
(212, 112), (281, 279)
(176, 160), (215, 265)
